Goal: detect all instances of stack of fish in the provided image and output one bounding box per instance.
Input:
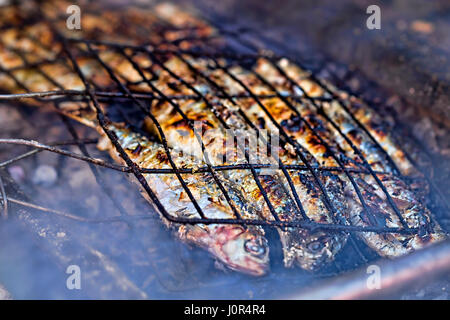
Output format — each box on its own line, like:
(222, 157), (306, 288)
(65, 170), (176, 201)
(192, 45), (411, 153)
(0, 1), (446, 276)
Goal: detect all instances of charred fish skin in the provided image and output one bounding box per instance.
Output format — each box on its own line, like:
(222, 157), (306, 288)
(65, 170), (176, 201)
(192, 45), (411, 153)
(332, 95), (433, 200)
(263, 58), (424, 179)
(141, 55), (348, 271)
(98, 123), (270, 276)
(251, 58), (447, 256)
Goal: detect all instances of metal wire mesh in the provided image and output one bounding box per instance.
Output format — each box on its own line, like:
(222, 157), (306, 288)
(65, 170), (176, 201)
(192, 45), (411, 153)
(0, 0), (442, 243)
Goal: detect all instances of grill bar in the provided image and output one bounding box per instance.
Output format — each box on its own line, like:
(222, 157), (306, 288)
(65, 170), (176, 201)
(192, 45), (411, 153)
(0, 89), (333, 103)
(0, 139), (394, 176)
(286, 239), (450, 299)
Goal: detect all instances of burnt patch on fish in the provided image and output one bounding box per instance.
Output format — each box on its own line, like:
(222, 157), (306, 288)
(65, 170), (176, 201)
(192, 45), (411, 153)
(280, 115), (305, 133)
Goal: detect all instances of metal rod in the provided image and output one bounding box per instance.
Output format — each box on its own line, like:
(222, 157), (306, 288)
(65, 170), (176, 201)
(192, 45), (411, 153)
(7, 197), (157, 224)
(284, 239), (450, 299)
(0, 138), (392, 175)
(0, 138), (98, 168)
(0, 89), (326, 102)
(0, 138), (128, 171)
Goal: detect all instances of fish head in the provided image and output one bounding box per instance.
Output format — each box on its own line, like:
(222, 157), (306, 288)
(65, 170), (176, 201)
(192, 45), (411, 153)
(212, 225), (270, 276)
(292, 230), (344, 271)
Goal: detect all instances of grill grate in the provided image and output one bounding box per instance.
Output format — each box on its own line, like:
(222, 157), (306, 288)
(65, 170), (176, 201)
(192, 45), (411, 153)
(0, 0), (444, 257)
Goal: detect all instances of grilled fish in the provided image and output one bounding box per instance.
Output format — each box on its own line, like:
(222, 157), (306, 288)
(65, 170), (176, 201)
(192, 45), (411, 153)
(0, 0), (446, 269)
(210, 57), (446, 257)
(139, 56), (348, 270)
(0, 5), (348, 270)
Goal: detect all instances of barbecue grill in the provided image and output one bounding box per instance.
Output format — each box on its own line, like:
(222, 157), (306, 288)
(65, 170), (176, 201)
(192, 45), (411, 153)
(0, 0), (448, 299)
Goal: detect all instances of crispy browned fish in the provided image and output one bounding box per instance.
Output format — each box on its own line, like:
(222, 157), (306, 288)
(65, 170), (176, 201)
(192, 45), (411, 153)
(0, 0), (446, 267)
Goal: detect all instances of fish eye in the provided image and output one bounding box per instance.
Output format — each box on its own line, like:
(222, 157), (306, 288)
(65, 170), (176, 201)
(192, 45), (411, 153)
(308, 241), (325, 253)
(244, 239), (267, 257)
